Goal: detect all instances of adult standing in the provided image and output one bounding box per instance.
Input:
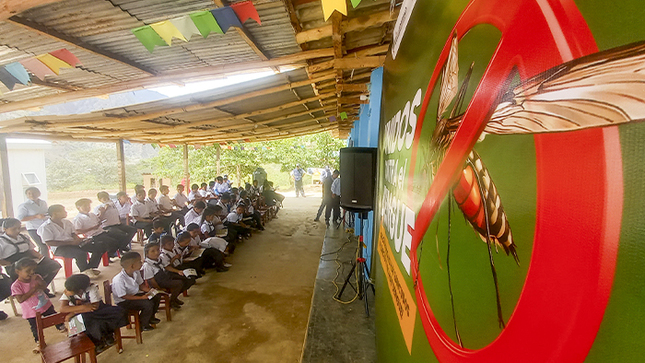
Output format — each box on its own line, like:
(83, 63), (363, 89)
(314, 170), (332, 222)
(292, 164), (306, 198)
(16, 187), (49, 257)
(326, 170), (341, 227)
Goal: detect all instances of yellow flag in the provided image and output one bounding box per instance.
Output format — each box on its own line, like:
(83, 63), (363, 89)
(150, 20), (187, 45)
(322, 0), (347, 21)
(35, 54), (73, 75)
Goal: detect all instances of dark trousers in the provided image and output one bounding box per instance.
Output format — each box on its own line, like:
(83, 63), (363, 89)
(152, 271), (194, 303)
(6, 254), (61, 285)
(134, 221), (153, 238)
(117, 294), (161, 328)
(244, 211), (263, 229)
(80, 303), (127, 344)
(325, 196), (340, 223)
(90, 231), (122, 256)
(27, 305), (64, 342)
(27, 230), (50, 259)
(105, 224), (137, 250)
(177, 258), (205, 274)
(0, 274), (11, 302)
(53, 242), (107, 271)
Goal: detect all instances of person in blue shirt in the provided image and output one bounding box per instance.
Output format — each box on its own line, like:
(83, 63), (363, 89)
(291, 164), (306, 198)
(16, 187), (49, 257)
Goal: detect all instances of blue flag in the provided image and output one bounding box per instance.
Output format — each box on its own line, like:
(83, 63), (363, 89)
(211, 7), (243, 33)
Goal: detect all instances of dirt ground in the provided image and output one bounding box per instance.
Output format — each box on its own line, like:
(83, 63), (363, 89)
(1, 191), (326, 363)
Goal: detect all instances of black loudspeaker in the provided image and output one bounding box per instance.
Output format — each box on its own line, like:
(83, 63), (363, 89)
(340, 147), (377, 212)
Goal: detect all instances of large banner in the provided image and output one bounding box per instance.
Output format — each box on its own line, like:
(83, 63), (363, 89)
(375, 0), (645, 362)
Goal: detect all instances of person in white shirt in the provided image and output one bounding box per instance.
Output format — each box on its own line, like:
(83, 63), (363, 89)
(16, 187), (49, 256)
(214, 176), (229, 195)
(172, 184), (190, 213)
(225, 204), (252, 238)
(131, 190), (154, 238)
(37, 205), (106, 276)
(141, 242), (192, 310)
(291, 164), (306, 197)
(327, 170), (341, 227)
(130, 185), (145, 205)
(158, 185), (185, 226)
(74, 198), (129, 257)
(114, 192), (132, 225)
(0, 218), (60, 292)
(184, 201), (206, 227)
(95, 191), (137, 245)
(188, 184), (202, 204)
(111, 252), (160, 330)
(159, 234), (205, 276)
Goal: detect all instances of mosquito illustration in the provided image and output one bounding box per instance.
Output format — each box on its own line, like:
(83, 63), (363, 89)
(426, 34), (645, 347)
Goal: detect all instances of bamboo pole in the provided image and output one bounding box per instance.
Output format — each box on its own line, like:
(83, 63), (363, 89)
(116, 139), (127, 192)
(0, 137), (14, 217)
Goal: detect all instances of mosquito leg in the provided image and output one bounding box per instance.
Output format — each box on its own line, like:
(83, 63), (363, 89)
(446, 196), (463, 347)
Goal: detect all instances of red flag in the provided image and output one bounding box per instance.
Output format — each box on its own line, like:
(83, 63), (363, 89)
(169, 144), (176, 148)
(48, 49), (82, 67)
(231, 1), (261, 25)
(194, 144), (202, 150)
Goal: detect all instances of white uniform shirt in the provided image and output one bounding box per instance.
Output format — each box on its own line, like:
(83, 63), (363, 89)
(0, 233), (33, 260)
(37, 218), (76, 254)
(142, 257), (164, 280)
(331, 178), (341, 196)
(214, 182), (229, 195)
(188, 191), (200, 202)
(59, 283), (102, 305)
(160, 243), (190, 268)
(184, 209), (202, 227)
(145, 197), (159, 214)
(131, 200), (151, 219)
(173, 192), (189, 208)
(226, 212), (243, 223)
(115, 200), (132, 220)
(111, 269), (143, 304)
(94, 202), (120, 227)
(16, 199), (48, 230)
(157, 195), (173, 211)
(201, 221), (215, 236)
(73, 212), (103, 237)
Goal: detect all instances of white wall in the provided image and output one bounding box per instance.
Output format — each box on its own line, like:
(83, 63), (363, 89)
(6, 139), (51, 217)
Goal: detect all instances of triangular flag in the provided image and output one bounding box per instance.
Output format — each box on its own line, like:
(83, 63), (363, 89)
(329, 115), (337, 122)
(194, 144), (202, 150)
(170, 15), (202, 40)
(350, 0), (362, 7)
(340, 112), (348, 120)
(211, 7), (243, 33)
(231, 1), (261, 25)
(189, 11), (223, 38)
(132, 25), (168, 53)
(35, 54), (73, 75)
(244, 138), (251, 142)
(19, 58), (55, 81)
(4, 63), (31, 85)
(48, 49), (82, 67)
(151, 143), (158, 149)
(321, 0), (347, 21)
(150, 20), (187, 45)
(158, 144), (165, 148)
(0, 67), (19, 90)
(169, 144), (177, 148)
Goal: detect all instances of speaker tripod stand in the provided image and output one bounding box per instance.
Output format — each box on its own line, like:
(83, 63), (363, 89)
(335, 214), (375, 316)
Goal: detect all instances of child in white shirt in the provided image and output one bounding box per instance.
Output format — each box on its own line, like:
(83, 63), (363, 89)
(95, 191), (136, 248)
(184, 201), (205, 227)
(142, 242), (193, 310)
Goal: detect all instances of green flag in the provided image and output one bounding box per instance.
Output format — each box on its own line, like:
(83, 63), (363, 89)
(189, 10), (224, 38)
(340, 112), (348, 120)
(351, 0), (362, 7)
(132, 25), (168, 53)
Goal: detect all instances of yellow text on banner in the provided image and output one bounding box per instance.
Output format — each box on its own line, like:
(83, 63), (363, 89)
(378, 223), (416, 354)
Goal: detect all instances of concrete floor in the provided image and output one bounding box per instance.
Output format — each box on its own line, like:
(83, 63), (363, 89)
(1, 193), (326, 363)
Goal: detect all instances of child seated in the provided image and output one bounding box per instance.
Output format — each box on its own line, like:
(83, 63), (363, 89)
(199, 207), (237, 252)
(131, 190), (154, 238)
(73, 198), (129, 258)
(159, 234), (206, 277)
(142, 242), (194, 310)
(59, 274), (127, 353)
(95, 191), (136, 247)
(111, 252), (161, 331)
(188, 184), (202, 204)
(158, 185), (185, 226)
(185, 223), (231, 269)
(147, 220), (167, 245)
(173, 184), (190, 214)
(11, 258), (66, 353)
(225, 204), (253, 238)
(184, 200), (205, 227)
(238, 190), (264, 230)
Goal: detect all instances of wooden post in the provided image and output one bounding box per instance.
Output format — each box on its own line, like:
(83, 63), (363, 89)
(183, 144), (190, 187)
(0, 137), (14, 217)
(236, 164), (241, 188)
(216, 146), (221, 176)
(116, 139), (127, 192)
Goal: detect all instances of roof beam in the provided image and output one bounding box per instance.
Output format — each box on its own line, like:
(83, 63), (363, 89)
(0, 0), (64, 21)
(308, 56), (385, 73)
(0, 48), (335, 114)
(296, 9), (399, 45)
(7, 16), (157, 76)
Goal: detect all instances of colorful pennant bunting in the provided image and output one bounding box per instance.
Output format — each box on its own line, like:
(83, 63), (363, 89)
(132, 25), (168, 53)
(340, 112), (348, 120)
(19, 58), (55, 81)
(321, 0), (347, 21)
(350, 0), (362, 8)
(329, 116), (337, 122)
(231, 1), (261, 25)
(170, 15), (203, 40)
(36, 54), (73, 75)
(189, 11), (224, 38)
(194, 144), (202, 150)
(0, 68), (18, 90)
(48, 49), (82, 67)
(4, 63), (31, 86)
(211, 7), (243, 33)
(150, 20), (187, 45)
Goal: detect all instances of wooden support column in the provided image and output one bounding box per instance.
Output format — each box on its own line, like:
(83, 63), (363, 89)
(0, 137), (14, 217)
(183, 144), (190, 187)
(116, 139), (127, 192)
(216, 146), (221, 176)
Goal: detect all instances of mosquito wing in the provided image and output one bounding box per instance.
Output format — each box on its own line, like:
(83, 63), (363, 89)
(438, 35), (460, 121)
(484, 41), (645, 135)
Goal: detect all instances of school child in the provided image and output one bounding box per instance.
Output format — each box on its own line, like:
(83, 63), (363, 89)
(142, 242), (194, 310)
(59, 274), (127, 353)
(11, 258), (66, 353)
(111, 252), (161, 331)
(184, 200), (206, 227)
(131, 185), (145, 205)
(225, 204), (253, 238)
(188, 184), (202, 204)
(186, 223), (232, 265)
(158, 185), (185, 226)
(131, 190), (154, 238)
(159, 234), (206, 277)
(73, 198), (128, 258)
(173, 184), (190, 213)
(238, 190), (264, 230)
(95, 191), (136, 249)
(199, 207), (237, 252)
(147, 220), (167, 245)
(114, 191), (132, 225)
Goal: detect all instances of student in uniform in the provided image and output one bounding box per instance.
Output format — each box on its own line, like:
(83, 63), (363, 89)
(38, 205), (106, 277)
(0, 218), (61, 291)
(16, 187), (50, 257)
(225, 204), (252, 238)
(159, 234), (206, 277)
(188, 184), (202, 204)
(238, 190), (264, 230)
(95, 191), (136, 248)
(146, 189), (173, 232)
(184, 201), (206, 227)
(131, 190), (154, 238)
(130, 185), (145, 205)
(147, 220), (167, 245)
(111, 252), (160, 331)
(142, 242), (193, 310)
(114, 192), (132, 226)
(214, 176), (229, 195)
(59, 274), (127, 353)
(73, 198), (129, 258)
(173, 184), (190, 214)
(157, 185), (185, 226)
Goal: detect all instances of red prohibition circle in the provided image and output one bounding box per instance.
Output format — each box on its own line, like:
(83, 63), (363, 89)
(405, 0), (622, 361)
